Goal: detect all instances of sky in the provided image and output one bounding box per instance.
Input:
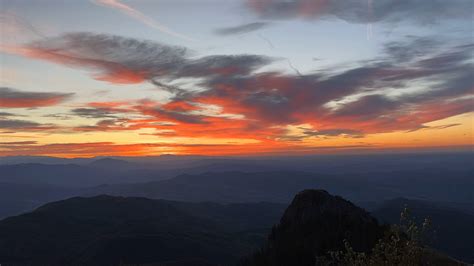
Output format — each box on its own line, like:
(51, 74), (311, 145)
(0, 0), (473, 157)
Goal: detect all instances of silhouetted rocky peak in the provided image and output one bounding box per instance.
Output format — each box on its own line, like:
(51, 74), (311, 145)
(281, 189), (376, 226)
(244, 189), (384, 266)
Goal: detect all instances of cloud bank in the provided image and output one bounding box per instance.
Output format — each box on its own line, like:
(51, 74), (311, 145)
(2, 32), (472, 147)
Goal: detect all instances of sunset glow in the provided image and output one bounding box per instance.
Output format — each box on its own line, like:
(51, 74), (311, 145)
(1, 0), (472, 158)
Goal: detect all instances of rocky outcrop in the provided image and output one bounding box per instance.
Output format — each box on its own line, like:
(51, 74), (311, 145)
(244, 189), (384, 266)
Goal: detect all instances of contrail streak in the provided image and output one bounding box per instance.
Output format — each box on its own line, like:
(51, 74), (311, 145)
(0, 11), (45, 42)
(258, 33), (274, 49)
(287, 59), (303, 77)
(366, 0), (373, 40)
(92, 0), (195, 42)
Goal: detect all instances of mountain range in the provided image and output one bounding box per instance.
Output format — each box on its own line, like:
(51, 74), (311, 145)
(0, 152), (472, 264)
(0, 191), (470, 265)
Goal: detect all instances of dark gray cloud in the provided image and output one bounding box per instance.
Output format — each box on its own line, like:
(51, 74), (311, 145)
(42, 113), (73, 120)
(246, 0), (472, 24)
(24, 32), (273, 88)
(141, 106), (208, 124)
(0, 87), (74, 108)
(407, 123), (461, 133)
(303, 128), (364, 138)
(331, 95), (401, 120)
(214, 22), (270, 35)
(71, 108), (118, 119)
(150, 80), (187, 97)
(0, 119), (41, 128)
(28, 32), (189, 84)
(383, 37), (441, 63)
(0, 119), (57, 131)
(0, 112), (18, 117)
(157, 110), (206, 124)
(0, 141), (37, 145)
(176, 54), (273, 78)
(74, 118), (131, 132)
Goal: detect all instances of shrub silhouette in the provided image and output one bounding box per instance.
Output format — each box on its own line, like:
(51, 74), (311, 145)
(316, 207), (436, 266)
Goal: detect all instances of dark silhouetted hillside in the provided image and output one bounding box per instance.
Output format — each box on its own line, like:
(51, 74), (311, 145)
(0, 191), (470, 266)
(0, 195), (284, 266)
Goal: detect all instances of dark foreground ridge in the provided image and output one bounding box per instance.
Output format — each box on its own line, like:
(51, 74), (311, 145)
(0, 195), (284, 266)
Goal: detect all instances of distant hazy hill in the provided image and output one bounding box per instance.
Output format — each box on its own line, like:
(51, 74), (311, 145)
(373, 198), (474, 263)
(89, 169), (474, 207)
(87, 158), (135, 169)
(0, 182), (75, 218)
(0, 162), (172, 187)
(0, 163), (107, 187)
(0, 196), (284, 266)
(2, 152), (472, 190)
(1, 165), (472, 219)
